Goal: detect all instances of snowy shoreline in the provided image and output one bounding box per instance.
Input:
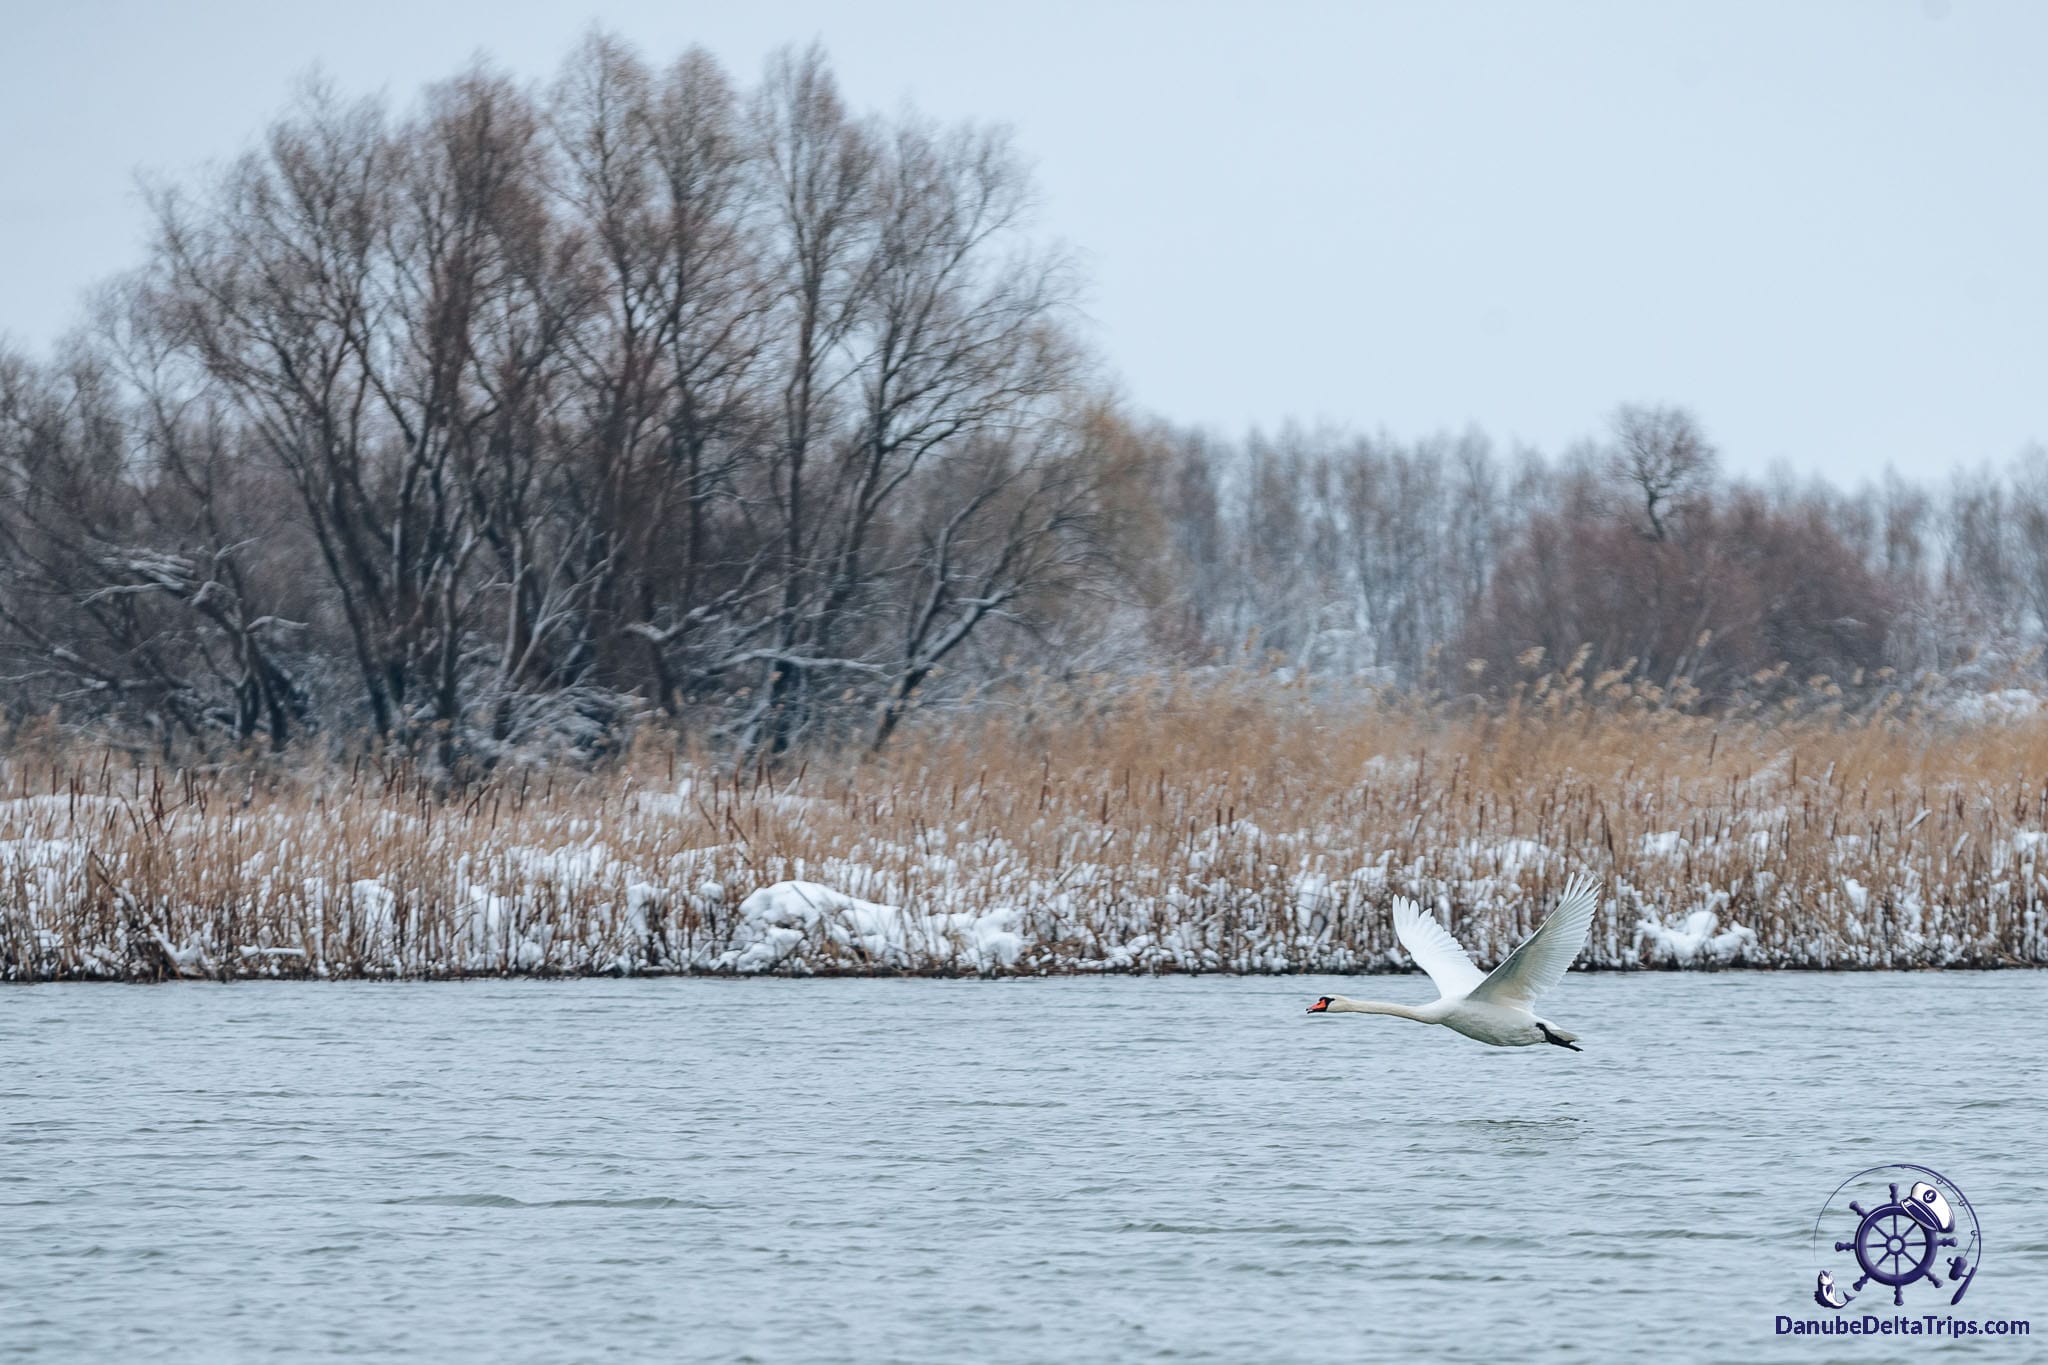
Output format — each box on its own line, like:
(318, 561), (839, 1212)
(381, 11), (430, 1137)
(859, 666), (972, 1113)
(6, 849), (2043, 982)
(7, 740), (2048, 981)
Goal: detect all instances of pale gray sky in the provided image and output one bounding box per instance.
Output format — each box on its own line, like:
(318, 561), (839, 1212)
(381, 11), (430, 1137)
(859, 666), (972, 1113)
(2, 0), (2042, 484)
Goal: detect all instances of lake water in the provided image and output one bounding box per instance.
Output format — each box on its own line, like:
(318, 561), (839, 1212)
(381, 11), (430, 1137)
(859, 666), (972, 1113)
(4, 974), (2043, 1362)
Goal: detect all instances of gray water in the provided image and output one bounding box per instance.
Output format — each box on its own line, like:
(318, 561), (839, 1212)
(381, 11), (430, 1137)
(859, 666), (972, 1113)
(3, 974), (2043, 1363)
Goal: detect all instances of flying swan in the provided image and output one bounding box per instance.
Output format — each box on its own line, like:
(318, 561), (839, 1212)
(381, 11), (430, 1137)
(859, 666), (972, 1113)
(1306, 875), (1602, 1050)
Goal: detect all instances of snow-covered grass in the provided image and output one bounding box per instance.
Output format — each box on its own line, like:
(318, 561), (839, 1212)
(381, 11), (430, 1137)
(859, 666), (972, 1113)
(4, 677), (2048, 979)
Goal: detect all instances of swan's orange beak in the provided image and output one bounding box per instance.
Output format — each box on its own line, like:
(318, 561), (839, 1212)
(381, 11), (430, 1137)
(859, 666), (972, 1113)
(1306, 996), (1329, 1013)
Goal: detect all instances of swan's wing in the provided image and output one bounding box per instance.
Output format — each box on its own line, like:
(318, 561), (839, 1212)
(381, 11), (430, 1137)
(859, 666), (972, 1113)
(1392, 896), (1486, 999)
(1467, 874), (1602, 1009)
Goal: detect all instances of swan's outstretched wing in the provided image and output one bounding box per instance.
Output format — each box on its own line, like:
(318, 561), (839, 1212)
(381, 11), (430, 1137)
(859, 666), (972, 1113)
(1392, 896), (1486, 1000)
(1466, 874), (1602, 1009)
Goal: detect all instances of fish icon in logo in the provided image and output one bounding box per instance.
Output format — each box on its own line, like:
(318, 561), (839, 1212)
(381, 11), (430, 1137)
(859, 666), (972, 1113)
(1810, 1165), (1983, 1308)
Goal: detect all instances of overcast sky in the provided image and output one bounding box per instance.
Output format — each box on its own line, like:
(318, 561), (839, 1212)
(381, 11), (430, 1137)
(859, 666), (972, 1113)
(2, 0), (2042, 485)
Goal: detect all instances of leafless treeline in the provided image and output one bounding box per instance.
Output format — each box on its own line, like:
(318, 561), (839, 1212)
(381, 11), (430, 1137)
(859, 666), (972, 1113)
(1145, 409), (2048, 700)
(0, 37), (1116, 764)
(2, 39), (2045, 765)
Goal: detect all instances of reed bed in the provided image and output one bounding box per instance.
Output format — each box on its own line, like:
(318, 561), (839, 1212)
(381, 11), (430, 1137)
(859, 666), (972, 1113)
(4, 676), (2048, 980)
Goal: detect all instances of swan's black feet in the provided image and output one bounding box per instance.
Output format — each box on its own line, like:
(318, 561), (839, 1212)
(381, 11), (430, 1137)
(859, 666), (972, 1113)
(1537, 1023), (1582, 1051)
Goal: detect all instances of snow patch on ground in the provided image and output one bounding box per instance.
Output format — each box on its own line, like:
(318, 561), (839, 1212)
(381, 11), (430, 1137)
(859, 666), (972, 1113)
(719, 880), (1023, 973)
(1635, 907), (1757, 965)
(1640, 831), (1687, 859)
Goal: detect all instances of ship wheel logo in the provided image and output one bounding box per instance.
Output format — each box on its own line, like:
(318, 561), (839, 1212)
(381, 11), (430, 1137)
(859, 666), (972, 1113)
(1808, 1164), (1983, 1309)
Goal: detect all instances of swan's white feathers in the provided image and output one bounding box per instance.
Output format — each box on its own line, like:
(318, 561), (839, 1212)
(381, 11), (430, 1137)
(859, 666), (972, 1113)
(1466, 874), (1602, 1008)
(1316, 877), (1602, 1048)
(1391, 895), (1486, 998)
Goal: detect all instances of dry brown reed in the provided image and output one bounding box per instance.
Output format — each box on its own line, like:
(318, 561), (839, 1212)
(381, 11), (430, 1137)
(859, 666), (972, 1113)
(4, 673), (2047, 979)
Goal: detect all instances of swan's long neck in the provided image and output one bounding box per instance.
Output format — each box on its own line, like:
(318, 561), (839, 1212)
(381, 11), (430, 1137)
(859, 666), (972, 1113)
(1326, 996), (1433, 1022)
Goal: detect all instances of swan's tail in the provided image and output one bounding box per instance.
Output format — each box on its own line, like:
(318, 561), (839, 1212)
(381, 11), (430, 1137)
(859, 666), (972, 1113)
(1537, 1022), (1582, 1052)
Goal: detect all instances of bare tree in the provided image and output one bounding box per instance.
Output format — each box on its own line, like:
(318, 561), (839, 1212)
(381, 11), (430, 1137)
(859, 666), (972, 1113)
(0, 330), (312, 750)
(1609, 403), (1716, 542)
(2013, 448), (2048, 653)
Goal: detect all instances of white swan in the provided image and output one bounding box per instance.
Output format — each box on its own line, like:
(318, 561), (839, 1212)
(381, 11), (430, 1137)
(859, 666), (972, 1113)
(1306, 875), (1602, 1049)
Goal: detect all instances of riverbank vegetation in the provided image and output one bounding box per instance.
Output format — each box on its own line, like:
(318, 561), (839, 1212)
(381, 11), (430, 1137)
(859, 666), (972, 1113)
(4, 35), (2047, 980)
(5, 672), (2046, 980)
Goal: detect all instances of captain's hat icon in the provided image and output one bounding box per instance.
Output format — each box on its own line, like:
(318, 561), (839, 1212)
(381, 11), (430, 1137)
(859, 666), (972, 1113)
(1905, 1181), (1955, 1233)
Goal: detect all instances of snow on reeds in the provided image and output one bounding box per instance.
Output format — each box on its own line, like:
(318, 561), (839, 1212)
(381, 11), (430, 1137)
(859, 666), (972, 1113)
(4, 676), (2047, 979)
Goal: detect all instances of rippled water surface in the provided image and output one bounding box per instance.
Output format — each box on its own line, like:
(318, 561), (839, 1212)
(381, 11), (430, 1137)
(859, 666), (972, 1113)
(4, 974), (2044, 1362)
